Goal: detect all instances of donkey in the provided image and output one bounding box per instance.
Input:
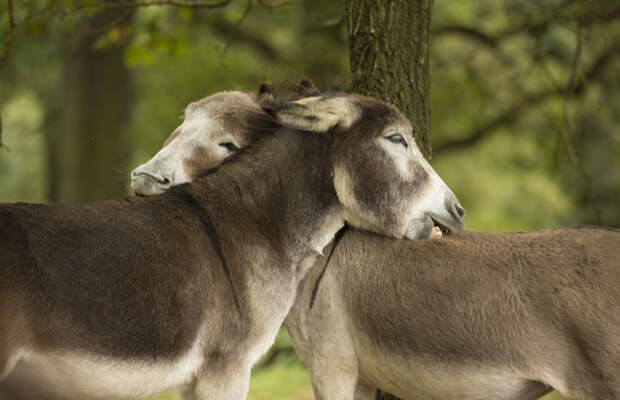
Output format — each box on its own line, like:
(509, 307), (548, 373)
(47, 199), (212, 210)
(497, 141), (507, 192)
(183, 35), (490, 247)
(288, 227), (620, 400)
(135, 81), (620, 400)
(0, 92), (464, 400)
(131, 90), (276, 196)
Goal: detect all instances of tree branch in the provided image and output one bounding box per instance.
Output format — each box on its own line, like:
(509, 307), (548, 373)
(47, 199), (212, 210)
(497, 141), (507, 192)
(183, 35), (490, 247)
(0, 0), (16, 70)
(433, 2), (620, 46)
(211, 18), (280, 60)
(434, 43), (620, 155)
(560, 25), (582, 166)
(221, 0), (253, 55)
(561, 26), (604, 224)
(71, 0), (233, 11)
(432, 25), (497, 49)
(256, 0), (298, 11)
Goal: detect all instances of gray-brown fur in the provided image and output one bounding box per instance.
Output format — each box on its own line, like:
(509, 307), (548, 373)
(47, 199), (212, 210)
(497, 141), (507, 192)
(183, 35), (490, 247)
(0, 93), (436, 400)
(179, 92), (278, 181)
(286, 227), (620, 400)
(123, 80), (618, 399)
(0, 197), (216, 359)
(131, 90), (277, 196)
(333, 99), (429, 234)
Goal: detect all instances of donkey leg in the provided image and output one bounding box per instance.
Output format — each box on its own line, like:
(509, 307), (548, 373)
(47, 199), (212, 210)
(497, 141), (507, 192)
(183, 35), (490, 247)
(557, 381), (618, 400)
(0, 313), (7, 382)
(0, 346), (15, 383)
(0, 386), (16, 400)
(0, 293), (25, 383)
(552, 363), (619, 400)
(0, 351), (6, 383)
(309, 365), (359, 400)
(181, 360), (252, 400)
(0, 345), (24, 383)
(593, 342), (620, 399)
(560, 344), (620, 400)
(0, 385), (30, 400)
(354, 381), (377, 400)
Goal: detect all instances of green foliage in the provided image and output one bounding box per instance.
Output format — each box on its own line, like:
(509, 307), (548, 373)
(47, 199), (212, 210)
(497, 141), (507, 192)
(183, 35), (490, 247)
(247, 357), (312, 400)
(431, 0), (620, 229)
(435, 131), (576, 232)
(0, 92), (47, 202)
(0, 1), (618, 398)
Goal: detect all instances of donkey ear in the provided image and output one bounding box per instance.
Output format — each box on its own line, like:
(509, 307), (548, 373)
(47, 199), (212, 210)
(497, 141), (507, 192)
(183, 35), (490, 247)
(260, 96), (359, 133)
(296, 77), (320, 97)
(257, 81), (274, 101)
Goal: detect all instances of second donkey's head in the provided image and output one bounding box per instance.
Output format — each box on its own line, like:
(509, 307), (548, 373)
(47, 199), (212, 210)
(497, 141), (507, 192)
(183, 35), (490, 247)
(131, 90), (276, 196)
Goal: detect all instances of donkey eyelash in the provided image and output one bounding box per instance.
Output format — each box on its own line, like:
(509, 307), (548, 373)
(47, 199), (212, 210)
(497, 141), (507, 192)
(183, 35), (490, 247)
(385, 133), (408, 148)
(219, 142), (240, 152)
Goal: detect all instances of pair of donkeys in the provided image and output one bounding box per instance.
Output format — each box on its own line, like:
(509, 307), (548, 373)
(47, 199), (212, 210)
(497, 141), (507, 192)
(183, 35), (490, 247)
(0, 80), (618, 400)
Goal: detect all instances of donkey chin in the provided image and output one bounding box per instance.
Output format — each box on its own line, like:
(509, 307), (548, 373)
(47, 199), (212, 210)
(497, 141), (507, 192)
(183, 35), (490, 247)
(130, 165), (182, 196)
(405, 212), (464, 240)
(131, 175), (168, 196)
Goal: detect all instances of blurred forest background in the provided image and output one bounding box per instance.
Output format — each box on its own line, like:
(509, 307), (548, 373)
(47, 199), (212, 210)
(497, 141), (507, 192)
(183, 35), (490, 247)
(0, 0), (619, 399)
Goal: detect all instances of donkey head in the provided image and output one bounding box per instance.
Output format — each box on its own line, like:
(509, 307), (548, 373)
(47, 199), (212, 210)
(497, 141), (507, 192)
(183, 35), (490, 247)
(131, 90), (276, 195)
(131, 80), (463, 239)
(261, 91), (464, 240)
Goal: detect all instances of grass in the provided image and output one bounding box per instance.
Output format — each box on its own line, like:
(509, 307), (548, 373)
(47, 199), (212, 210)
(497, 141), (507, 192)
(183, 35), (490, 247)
(146, 357), (312, 400)
(247, 356), (313, 400)
(144, 330), (566, 400)
(146, 330), (313, 400)
(147, 358), (566, 400)
(542, 392), (565, 400)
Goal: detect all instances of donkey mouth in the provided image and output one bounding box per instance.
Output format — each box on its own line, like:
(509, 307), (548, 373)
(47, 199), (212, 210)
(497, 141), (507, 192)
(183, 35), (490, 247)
(431, 217), (451, 237)
(131, 175), (169, 196)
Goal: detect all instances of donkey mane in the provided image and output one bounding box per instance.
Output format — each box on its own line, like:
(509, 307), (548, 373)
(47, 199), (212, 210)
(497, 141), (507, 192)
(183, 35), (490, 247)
(566, 224), (620, 233)
(170, 188), (243, 318)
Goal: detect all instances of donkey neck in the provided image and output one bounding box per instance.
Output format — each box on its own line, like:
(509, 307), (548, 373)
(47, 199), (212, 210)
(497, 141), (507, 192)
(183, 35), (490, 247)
(189, 130), (345, 269)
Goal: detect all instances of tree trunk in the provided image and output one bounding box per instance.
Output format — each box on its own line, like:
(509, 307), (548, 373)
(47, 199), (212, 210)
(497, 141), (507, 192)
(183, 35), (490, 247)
(49, 6), (133, 203)
(345, 1), (434, 399)
(346, 0), (433, 159)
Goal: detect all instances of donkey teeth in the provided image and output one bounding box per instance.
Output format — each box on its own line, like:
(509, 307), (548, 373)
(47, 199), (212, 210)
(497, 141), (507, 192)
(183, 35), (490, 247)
(431, 225), (443, 239)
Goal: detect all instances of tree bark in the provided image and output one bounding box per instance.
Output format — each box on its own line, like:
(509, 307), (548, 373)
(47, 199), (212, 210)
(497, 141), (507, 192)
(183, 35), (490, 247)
(49, 6), (133, 203)
(346, 0), (433, 159)
(345, 1), (434, 399)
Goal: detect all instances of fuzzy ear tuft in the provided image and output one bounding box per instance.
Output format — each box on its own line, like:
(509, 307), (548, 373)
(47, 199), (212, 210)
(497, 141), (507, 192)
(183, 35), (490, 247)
(259, 98), (297, 115)
(260, 96), (359, 133)
(296, 77), (320, 97)
(257, 81), (274, 101)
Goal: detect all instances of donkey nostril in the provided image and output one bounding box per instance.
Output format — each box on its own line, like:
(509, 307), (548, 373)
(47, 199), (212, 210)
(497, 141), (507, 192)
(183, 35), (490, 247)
(151, 175), (171, 185)
(455, 204), (465, 218)
(132, 170), (170, 186)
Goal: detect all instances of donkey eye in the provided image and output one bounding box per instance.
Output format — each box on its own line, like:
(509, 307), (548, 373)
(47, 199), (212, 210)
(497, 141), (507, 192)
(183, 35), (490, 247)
(385, 133), (408, 148)
(219, 142), (240, 152)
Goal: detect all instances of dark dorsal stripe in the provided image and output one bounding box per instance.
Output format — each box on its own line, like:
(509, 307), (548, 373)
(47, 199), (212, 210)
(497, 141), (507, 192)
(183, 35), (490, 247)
(309, 224), (349, 310)
(173, 189), (242, 317)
